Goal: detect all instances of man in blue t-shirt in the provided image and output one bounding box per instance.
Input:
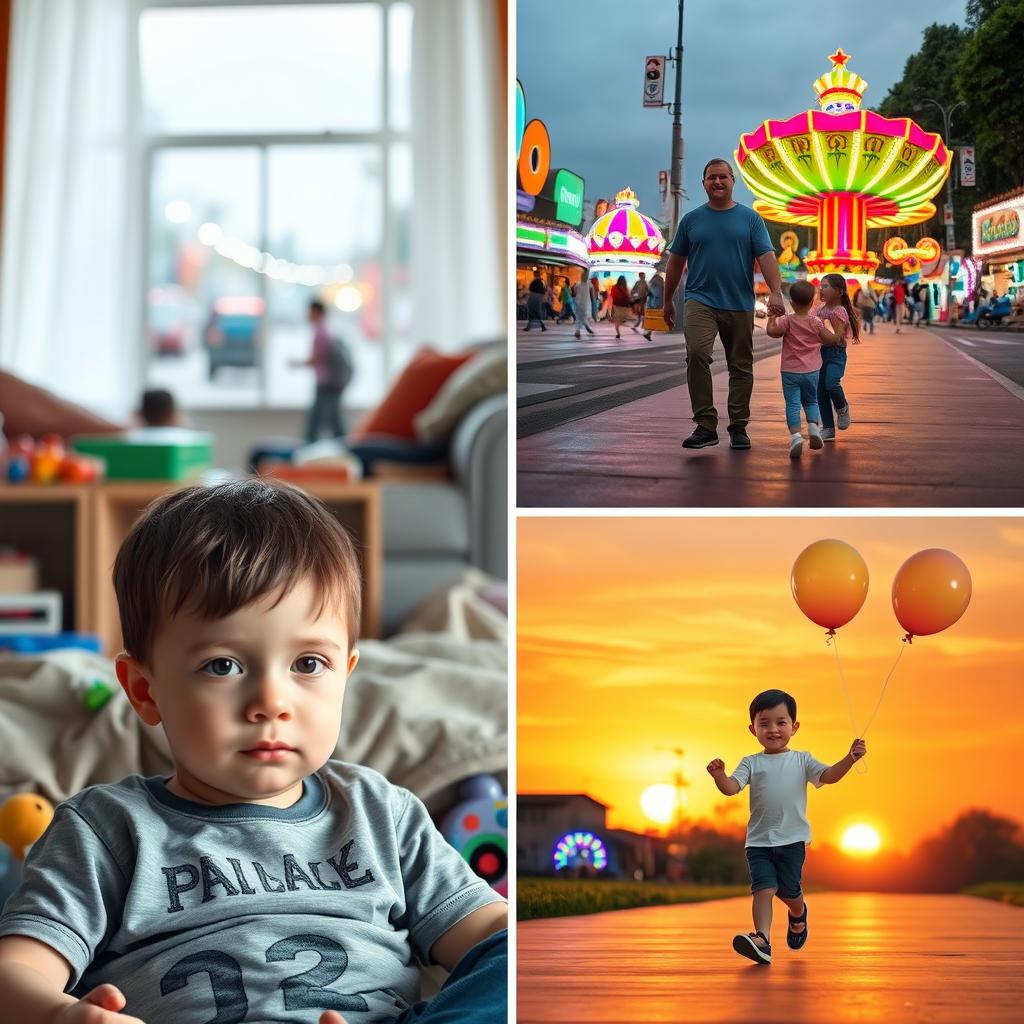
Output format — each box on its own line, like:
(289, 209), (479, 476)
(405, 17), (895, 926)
(663, 159), (784, 451)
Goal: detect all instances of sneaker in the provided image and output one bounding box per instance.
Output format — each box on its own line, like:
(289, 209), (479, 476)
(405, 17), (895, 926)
(808, 422), (823, 449)
(837, 405), (851, 430)
(643, 331), (652, 341)
(682, 425), (719, 449)
(728, 425), (751, 450)
(789, 433), (803, 459)
(733, 931), (772, 965)
(821, 427), (836, 442)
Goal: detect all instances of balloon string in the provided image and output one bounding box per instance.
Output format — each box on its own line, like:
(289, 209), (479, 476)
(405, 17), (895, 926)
(830, 634), (859, 739)
(859, 640), (908, 740)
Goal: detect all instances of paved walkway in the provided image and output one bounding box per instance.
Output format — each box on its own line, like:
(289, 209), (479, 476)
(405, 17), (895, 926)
(516, 321), (1024, 507)
(517, 892), (1024, 1023)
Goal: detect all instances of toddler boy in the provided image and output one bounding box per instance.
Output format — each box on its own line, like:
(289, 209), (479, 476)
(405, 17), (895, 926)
(706, 688), (865, 965)
(0, 480), (507, 1023)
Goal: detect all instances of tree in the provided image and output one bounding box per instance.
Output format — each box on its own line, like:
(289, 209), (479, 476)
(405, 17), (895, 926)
(875, 23), (975, 253)
(956, 0), (1024, 191)
(911, 809), (1024, 891)
(966, 0), (1009, 29)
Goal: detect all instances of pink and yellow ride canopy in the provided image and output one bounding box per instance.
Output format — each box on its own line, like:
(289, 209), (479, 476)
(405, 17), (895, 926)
(586, 187), (665, 267)
(735, 49), (951, 285)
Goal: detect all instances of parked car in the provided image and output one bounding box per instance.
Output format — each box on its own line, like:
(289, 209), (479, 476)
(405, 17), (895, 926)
(203, 296), (264, 378)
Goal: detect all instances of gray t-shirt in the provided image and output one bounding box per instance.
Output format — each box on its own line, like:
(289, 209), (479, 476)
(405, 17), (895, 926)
(0, 762), (504, 1024)
(732, 749), (830, 847)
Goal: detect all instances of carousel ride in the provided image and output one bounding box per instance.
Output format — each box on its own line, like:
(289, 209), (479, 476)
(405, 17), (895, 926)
(735, 49), (952, 287)
(585, 187), (665, 289)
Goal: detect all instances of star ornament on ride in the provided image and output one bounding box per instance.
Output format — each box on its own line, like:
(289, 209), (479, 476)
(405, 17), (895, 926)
(734, 49), (952, 288)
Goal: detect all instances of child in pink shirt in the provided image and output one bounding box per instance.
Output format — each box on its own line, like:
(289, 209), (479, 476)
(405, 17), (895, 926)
(766, 280), (840, 459)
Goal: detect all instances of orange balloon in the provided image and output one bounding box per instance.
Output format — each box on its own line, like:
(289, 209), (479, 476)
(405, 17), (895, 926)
(791, 539), (869, 631)
(892, 549), (972, 637)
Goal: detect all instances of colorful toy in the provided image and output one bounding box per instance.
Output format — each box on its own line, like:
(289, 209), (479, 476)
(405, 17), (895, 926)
(0, 793), (55, 861)
(735, 49), (952, 288)
(0, 793), (54, 911)
(4, 434), (103, 485)
(80, 677), (116, 712)
(440, 775), (507, 898)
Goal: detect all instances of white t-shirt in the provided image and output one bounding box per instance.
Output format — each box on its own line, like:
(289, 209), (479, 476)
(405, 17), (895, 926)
(732, 749), (830, 848)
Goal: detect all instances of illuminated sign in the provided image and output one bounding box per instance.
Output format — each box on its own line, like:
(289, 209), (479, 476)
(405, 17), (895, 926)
(516, 79), (586, 230)
(980, 211), (1020, 245)
(973, 197), (1024, 257)
(553, 169), (584, 226)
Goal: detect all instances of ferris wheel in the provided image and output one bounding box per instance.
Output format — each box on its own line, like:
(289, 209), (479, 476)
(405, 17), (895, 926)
(553, 831), (608, 872)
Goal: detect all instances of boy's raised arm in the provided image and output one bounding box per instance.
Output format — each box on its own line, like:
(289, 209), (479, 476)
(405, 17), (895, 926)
(0, 936), (145, 1024)
(706, 758), (741, 796)
(819, 738), (867, 784)
(765, 314), (785, 338)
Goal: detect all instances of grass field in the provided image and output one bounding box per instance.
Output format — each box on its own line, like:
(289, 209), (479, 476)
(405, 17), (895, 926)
(517, 878), (750, 920)
(961, 882), (1024, 907)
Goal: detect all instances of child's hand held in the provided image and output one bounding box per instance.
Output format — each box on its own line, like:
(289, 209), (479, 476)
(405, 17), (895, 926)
(706, 758), (725, 776)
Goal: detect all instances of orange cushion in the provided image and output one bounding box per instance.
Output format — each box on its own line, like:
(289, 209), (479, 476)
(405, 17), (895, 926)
(351, 348), (476, 441)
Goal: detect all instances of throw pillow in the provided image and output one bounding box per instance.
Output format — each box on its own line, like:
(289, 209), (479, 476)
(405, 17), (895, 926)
(414, 344), (507, 445)
(350, 347), (475, 441)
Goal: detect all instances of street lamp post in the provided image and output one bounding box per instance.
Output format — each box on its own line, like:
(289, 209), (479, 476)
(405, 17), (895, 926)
(918, 97), (965, 251)
(669, 0), (685, 237)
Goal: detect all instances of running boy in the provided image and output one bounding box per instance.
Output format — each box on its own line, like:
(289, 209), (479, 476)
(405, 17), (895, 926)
(765, 281), (840, 459)
(706, 688), (866, 965)
(814, 273), (862, 443)
(0, 480), (507, 1023)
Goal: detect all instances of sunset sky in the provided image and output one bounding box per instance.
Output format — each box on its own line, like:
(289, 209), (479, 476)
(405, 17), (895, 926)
(517, 517), (1024, 855)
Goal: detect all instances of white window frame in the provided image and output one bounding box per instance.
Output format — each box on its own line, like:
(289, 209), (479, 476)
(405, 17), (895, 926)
(134, 0), (410, 409)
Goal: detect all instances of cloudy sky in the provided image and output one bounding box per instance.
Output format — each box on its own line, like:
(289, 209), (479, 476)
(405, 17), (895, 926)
(518, 516), (1024, 852)
(517, 0), (968, 223)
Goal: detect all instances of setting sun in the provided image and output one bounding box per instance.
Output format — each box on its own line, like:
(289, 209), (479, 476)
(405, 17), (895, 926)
(641, 784), (683, 825)
(840, 824), (882, 856)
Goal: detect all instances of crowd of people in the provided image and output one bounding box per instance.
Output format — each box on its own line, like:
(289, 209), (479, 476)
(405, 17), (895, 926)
(517, 268), (667, 340)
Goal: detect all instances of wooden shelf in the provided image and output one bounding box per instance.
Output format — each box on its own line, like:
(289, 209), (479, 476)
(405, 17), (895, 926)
(0, 480), (380, 655)
(0, 484), (93, 632)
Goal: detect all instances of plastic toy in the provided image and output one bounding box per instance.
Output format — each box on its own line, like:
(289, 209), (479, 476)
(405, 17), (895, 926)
(0, 793), (54, 861)
(440, 775), (507, 897)
(80, 677), (116, 711)
(4, 434), (103, 485)
(0, 793), (54, 911)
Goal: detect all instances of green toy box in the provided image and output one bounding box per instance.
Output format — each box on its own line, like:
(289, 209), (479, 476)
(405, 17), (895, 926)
(71, 430), (214, 481)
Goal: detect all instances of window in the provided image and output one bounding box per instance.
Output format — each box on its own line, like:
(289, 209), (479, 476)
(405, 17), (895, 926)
(140, 2), (412, 410)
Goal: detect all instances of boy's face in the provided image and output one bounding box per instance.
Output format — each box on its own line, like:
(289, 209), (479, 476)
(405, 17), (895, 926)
(116, 577), (358, 808)
(748, 702), (799, 752)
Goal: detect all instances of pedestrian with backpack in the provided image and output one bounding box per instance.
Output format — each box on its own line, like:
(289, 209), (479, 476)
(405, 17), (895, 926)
(293, 298), (352, 442)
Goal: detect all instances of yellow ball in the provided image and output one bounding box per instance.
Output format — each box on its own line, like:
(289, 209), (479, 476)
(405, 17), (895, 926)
(0, 793), (55, 860)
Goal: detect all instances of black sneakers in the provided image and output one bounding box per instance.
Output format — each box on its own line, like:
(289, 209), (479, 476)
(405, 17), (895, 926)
(681, 426), (719, 449)
(728, 425), (751, 449)
(733, 931), (772, 964)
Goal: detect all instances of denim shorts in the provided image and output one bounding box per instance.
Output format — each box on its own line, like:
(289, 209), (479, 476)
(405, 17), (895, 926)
(745, 841), (806, 898)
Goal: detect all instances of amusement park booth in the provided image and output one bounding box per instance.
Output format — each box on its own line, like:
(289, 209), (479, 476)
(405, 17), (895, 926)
(973, 186), (1024, 303)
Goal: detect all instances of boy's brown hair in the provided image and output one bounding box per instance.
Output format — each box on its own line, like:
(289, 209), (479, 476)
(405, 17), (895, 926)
(788, 281), (816, 308)
(113, 480), (362, 665)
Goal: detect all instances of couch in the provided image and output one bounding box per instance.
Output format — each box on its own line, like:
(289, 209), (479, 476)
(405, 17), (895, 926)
(379, 392), (506, 634)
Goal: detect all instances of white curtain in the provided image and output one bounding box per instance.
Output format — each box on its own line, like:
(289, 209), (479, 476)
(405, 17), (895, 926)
(0, 0), (141, 418)
(411, 0), (506, 351)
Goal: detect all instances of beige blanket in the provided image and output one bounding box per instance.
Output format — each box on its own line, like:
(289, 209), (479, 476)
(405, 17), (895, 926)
(0, 576), (507, 813)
